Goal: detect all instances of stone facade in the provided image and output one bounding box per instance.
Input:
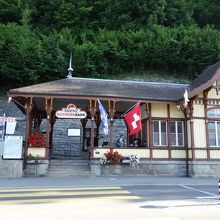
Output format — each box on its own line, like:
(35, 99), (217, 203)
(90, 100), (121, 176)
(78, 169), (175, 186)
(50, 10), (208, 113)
(90, 160), (187, 176)
(24, 160), (49, 176)
(0, 96), (25, 178)
(188, 161), (220, 177)
(40, 118), (127, 158)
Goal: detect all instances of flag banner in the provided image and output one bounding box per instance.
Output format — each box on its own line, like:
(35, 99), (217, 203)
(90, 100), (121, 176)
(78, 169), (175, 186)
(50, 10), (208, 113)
(124, 102), (141, 136)
(97, 100), (108, 135)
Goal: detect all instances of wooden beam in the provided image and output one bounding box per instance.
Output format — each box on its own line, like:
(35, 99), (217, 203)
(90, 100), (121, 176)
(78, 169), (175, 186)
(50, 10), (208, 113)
(45, 98), (53, 159)
(89, 100), (96, 159)
(108, 100), (116, 150)
(24, 97), (33, 158)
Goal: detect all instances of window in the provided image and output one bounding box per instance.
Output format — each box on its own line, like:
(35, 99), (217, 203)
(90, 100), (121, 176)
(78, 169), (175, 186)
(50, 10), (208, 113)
(208, 122), (220, 147)
(153, 121), (167, 146)
(208, 108), (220, 147)
(170, 121), (184, 146)
(208, 109), (220, 118)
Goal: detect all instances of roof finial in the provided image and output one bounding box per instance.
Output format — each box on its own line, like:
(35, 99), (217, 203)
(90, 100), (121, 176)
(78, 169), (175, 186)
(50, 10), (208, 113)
(67, 53), (73, 78)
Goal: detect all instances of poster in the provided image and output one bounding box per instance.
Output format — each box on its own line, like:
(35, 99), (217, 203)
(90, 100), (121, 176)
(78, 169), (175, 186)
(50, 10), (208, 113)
(3, 136), (23, 159)
(6, 121), (17, 135)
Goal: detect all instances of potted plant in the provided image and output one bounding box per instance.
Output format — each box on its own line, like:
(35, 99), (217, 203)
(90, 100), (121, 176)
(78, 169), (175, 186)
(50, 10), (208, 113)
(100, 151), (123, 165)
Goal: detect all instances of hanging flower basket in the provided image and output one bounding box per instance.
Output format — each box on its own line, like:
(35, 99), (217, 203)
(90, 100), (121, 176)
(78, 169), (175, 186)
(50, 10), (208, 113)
(27, 131), (46, 148)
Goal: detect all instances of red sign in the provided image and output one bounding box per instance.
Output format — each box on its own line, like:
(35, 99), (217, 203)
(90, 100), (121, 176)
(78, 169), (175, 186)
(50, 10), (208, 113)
(56, 104), (87, 119)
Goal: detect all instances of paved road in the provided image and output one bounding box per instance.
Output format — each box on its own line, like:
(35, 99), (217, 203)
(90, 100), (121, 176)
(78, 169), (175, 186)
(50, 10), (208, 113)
(0, 176), (219, 220)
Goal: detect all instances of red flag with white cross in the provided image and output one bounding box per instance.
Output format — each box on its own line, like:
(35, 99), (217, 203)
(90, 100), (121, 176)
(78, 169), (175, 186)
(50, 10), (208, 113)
(124, 102), (142, 136)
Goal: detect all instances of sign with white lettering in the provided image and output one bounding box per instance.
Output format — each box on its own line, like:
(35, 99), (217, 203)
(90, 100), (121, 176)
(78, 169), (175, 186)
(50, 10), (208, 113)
(56, 104), (87, 119)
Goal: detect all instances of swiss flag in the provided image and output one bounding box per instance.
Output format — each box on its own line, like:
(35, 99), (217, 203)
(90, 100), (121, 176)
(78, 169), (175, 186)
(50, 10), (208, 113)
(124, 102), (142, 136)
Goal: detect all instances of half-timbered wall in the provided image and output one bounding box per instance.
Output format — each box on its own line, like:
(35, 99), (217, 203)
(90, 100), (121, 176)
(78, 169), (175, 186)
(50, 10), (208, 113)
(170, 104), (184, 118)
(192, 89), (220, 160)
(95, 102), (187, 160)
(151, 103), (167, 117)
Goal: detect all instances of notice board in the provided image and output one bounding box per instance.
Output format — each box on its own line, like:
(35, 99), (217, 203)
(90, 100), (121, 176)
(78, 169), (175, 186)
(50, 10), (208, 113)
(3, 136), (23, 159)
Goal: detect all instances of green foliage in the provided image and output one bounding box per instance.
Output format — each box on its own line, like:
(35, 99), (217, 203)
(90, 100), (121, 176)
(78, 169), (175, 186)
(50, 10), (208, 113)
(0, 0), (219, 90)
(0, 23), (42, 89)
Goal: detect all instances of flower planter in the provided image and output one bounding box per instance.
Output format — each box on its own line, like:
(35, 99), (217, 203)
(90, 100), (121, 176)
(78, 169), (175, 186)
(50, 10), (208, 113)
(27, 147), (46, 158)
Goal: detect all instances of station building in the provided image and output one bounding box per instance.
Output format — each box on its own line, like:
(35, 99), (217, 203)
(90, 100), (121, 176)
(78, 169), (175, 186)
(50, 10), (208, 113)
(3, 61), (220, 177)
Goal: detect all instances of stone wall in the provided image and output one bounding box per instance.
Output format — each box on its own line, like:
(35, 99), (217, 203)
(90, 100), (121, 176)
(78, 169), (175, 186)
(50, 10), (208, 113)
(51, 119), (82, 157)
(41, 118), (128, 158)
(0, 159), (23, 178)
(0, 96), (25, 178)
(0, 95), (26, 137)
(24, 160), (49, 176)
(90, 160), (187, 176)
(189, 161), (220, 177)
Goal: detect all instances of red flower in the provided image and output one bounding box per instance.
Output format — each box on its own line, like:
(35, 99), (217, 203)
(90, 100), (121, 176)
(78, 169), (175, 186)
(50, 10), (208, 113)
(27, 131), (46, 148)
(104, 151), (123, 164)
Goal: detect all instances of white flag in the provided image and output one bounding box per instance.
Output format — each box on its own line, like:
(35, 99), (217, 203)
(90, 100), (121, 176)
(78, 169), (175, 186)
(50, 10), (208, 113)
(97, 100), (108, 135)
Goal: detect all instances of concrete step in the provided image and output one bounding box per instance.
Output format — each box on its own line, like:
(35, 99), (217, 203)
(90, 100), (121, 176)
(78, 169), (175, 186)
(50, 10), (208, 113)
(47, 170), (94, 177)
(47, 173), (95, 177)
(47, 159), (93, 177)
(49, 160), (89, 165)
(49, 167), (90, 171)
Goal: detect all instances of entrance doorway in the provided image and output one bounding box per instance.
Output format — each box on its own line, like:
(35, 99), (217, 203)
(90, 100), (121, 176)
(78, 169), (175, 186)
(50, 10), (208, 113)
(50, 119), (84, 159)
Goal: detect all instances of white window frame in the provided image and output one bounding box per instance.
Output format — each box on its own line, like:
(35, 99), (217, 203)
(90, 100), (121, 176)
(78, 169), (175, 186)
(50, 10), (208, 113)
(170, 121), (184, 147)
(153, 120), (168, 146)
(208, 121), (220, 147)
(207, 109), (220, 147)
(207, 109), (220, 118)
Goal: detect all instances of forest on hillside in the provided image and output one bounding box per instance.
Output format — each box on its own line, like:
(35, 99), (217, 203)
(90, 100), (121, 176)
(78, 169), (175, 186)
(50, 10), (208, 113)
(0, 0), (219, 90)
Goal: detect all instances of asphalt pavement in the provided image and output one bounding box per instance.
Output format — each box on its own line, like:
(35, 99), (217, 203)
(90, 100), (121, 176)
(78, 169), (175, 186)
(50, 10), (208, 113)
(0, 176), (218, 188)
(0, 176), (219, 220)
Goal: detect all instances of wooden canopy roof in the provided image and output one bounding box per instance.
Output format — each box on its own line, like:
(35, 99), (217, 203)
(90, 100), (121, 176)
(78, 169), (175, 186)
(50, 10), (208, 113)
(8, 61), (220, 113)
(9, 77), (187, 102)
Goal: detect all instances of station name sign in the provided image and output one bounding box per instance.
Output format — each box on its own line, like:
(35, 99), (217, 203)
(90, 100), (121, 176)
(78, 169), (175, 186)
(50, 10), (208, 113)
(56, 104), (87, 119)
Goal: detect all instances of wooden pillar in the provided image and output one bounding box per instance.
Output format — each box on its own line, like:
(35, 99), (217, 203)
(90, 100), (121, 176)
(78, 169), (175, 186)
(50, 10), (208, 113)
(25, 97), (33, 157)
(81, 118), (88, 151)
(89, 100), (96, 159)
(167, 104), (171, 159)
(45, 98), (53, 159)
(183, 107), (189, 176)
(108, 100), (116, 150)
(142, 103), (148, 147)
(189, 100), (195, 160)
(49, 111), (56, 150)
(148, 103), (153, 159)
(204, 90), (210, 160)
